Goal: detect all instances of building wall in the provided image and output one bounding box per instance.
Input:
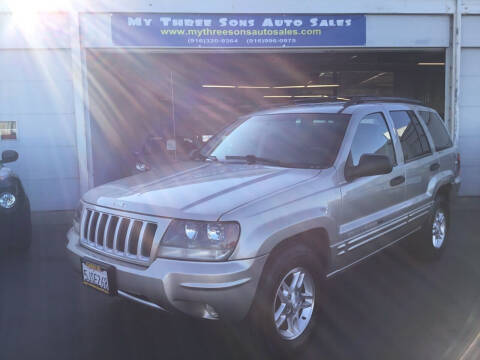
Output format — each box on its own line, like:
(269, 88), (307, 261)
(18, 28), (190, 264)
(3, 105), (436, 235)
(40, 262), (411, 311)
(0, 14), (79, 210)
(459, 15), (480, 195)
(0, 3), (478, 210)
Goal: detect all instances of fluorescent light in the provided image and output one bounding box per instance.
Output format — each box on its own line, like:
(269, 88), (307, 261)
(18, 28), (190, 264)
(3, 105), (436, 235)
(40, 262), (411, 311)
(237, 86), (271, 89)
(263, 95), (293, 98)
(337, 97), (351, 101)
(294, 95), (330, 97)
(306, 84), (340, 88)
(360, 72), (387, 84)
(202, 85), (236, 88)
(417, 62), (445, 66)
(273, 85), (305, 89)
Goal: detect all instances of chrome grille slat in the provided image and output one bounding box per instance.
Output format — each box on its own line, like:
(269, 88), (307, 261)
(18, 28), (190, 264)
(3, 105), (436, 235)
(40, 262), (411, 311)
(94, 213), (103, 246)
(124, 220), (134, 256)
(137, 222), (147, 259)
(80, 209), (88, 240)
(79, 208), (158, 266)
(103, 215), (112, 251)
(87, 211), (95, 243)
(112, 218), (122, 253)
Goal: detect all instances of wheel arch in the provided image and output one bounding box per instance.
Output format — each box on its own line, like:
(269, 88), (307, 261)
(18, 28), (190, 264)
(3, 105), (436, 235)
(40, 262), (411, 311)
(263, 227), (332, 271)
(435, 182), (452, 201)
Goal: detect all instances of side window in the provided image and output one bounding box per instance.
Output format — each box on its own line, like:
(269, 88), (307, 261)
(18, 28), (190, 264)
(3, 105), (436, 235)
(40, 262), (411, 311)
(390, 110), (431, 162)
(0, 121), (16, 140)
(349, 112), (396, 167)
(418, 111), (453, 151)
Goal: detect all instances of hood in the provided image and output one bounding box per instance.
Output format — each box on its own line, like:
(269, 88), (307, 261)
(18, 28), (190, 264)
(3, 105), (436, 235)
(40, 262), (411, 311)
(83, 161), (319, 220)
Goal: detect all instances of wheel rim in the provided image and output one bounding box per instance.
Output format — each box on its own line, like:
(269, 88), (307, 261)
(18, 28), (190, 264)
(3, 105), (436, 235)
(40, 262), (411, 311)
(273, 267), (315, 341)
(432, 209), (447, 249)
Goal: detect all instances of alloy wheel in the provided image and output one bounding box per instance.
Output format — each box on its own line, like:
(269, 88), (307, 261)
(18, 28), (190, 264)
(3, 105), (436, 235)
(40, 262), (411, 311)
(272, 267), (315, 340)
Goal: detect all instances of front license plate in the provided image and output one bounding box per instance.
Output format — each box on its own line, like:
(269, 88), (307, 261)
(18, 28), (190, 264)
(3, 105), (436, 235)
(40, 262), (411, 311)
(81, 258), (116, 295)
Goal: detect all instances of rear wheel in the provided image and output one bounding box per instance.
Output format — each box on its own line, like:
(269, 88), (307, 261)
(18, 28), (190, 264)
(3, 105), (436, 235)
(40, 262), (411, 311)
(408, 195), (449, 260)
(248, 244), (325, 356)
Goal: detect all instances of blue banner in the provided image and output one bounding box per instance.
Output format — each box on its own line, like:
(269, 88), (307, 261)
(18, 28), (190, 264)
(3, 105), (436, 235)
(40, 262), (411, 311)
(111, 14), (366, 48)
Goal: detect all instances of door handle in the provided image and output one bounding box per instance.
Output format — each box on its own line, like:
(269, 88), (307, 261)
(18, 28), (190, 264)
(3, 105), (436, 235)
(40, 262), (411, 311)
(390, 176), (405, 187)
(430, 162), (440, 171)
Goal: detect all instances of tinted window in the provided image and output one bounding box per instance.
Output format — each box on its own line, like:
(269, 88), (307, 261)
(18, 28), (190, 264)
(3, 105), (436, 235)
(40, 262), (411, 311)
(418, 111), (453, 151)
(390, 110), (431, 161)
(203, 113), (350, 168)
(350, 112), (396, 167)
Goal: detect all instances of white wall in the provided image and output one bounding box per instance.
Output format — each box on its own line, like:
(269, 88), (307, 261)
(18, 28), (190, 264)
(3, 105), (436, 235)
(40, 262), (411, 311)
(459, 15), (480, 195)
(0, 13), (78, 210)
(0, 50), (79, 210)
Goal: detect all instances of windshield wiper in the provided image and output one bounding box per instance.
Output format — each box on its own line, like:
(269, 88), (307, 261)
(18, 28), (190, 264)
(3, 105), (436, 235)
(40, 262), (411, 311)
(225, 155), (324, 169)
(225, 155), (300, 168)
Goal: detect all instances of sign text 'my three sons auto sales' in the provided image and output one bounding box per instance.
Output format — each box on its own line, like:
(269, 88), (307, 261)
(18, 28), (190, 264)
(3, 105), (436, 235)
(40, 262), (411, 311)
(111, 14), (366, 48)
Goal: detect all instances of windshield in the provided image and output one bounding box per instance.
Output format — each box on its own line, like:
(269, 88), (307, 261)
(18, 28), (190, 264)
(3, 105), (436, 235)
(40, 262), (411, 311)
(200, 113), (350, 168)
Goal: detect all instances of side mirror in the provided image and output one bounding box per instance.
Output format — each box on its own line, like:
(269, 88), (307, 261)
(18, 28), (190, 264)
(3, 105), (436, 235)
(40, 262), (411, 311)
(1, 150), (18, 164)
(345, 154), (392, 181)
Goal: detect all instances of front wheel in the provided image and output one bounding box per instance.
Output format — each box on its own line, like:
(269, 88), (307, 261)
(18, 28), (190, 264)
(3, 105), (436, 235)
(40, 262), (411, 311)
(247, 244), (325, 355)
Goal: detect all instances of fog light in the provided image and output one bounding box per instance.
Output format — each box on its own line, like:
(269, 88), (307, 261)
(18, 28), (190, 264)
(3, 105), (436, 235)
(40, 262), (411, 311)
(204, 304), (220, 320)
(0, 192), (16, 209)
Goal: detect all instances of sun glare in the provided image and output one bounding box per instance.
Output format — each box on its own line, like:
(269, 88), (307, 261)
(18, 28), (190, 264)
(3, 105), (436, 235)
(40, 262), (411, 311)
(7, 0), (70, 33)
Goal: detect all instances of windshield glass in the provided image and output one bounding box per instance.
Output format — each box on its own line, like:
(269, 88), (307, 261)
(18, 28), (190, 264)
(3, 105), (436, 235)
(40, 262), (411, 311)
(201, 113), (350, 168)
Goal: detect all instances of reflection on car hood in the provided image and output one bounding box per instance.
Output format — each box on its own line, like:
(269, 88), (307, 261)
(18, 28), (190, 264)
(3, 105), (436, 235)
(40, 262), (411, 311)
(83, 161), (319, 220)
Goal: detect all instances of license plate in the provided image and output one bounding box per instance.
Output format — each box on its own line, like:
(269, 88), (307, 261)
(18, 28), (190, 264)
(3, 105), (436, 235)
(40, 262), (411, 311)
(81, 258), (116, 295)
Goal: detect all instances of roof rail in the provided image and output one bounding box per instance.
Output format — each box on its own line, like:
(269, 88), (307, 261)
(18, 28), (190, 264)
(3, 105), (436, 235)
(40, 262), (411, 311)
(290, 96), (344, 104)
(337, 96), (424, 113)
(273, 96), (347, 107)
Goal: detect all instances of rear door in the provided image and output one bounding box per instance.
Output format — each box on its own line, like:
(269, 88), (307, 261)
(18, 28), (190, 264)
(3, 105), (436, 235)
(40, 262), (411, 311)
(388, 109), (435, 231)
(417, 109), (455, 177)
(338, 111), (406, 267)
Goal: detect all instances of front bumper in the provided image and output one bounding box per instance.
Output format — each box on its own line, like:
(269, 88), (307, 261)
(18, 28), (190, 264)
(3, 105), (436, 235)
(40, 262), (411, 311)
(66, 228), (267, 321)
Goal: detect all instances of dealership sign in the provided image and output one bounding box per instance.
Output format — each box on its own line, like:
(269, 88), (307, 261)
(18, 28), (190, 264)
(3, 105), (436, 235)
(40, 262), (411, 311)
(111, 14), (366, 48)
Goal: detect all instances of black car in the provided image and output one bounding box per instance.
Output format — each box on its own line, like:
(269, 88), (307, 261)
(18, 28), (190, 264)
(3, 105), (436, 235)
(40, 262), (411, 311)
(133, 135), (199, 174)
(0, 150), (31, 250)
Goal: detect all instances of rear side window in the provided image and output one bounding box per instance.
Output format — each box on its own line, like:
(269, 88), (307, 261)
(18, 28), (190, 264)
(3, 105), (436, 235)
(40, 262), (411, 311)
(349, 112), (396, 167)
(418, 111), (453, 151)
(390, 110), (431, 162)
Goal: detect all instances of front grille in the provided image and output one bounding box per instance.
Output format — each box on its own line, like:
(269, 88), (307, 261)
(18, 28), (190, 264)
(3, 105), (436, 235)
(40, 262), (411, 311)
(80, 208), (158, 264)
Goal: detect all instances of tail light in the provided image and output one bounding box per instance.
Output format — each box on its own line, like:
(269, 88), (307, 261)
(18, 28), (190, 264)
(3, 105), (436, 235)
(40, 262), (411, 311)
(455, 153), (461, 177)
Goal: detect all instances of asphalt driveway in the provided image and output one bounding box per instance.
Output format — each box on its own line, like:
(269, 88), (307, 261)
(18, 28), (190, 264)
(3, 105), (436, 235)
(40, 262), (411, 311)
(1, 204), (479, 360)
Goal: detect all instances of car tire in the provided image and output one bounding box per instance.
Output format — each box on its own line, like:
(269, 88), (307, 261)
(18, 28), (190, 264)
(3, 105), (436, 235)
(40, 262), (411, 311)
(10, 208), (32, 252)
(247, 243), (326, 356)
(408, 195), (449, 261)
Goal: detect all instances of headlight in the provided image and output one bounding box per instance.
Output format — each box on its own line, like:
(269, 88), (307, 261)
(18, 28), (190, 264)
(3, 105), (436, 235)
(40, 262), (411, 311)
(73, 203), (82, 233)
(0, 192), (16, 209)
(136, 162), (150, 172)
(158, 220), (240, 261)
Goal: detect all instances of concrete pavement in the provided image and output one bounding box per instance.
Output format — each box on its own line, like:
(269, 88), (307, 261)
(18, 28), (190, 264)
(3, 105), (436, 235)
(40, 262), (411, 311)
(1, 205), (480, 360)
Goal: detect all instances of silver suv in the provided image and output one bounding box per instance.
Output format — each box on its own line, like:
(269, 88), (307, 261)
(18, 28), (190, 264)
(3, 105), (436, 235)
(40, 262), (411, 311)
(67, 97), (461, 354)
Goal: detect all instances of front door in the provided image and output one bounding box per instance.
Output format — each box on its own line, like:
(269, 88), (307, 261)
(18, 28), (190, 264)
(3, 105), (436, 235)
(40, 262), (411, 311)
(337, 112), (406, 269)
